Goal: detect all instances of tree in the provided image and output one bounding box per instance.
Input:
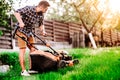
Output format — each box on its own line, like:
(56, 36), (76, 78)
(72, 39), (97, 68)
(47, 0), (80, 22)
(47, 0), (120, 48)
(114, 14), (120, 32)
(47, 0), (105, 49)
(0, 0), (13, 36)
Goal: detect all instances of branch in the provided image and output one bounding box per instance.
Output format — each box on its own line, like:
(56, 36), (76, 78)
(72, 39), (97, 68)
(90, 12), (103, 32)
(93, 4), (99, 12)
(73, 3), (90, 33)
(77, 0), (86, 7)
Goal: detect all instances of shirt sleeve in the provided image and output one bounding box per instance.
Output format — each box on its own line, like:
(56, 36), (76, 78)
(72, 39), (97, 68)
(15, 6), (30, 15)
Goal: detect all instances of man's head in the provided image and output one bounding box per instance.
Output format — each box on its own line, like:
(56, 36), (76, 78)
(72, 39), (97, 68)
(36, 0), (50, 13)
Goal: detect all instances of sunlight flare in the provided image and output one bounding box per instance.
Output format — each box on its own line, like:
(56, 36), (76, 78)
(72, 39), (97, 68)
(109, 0), (120, 12)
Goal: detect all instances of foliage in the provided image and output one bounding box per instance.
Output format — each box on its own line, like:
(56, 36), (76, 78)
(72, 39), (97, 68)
(0, 0), (13, 36)
(0, 52), (20, 80)
(114, 16), (120, 31)
(47, 0), (101, 23)
(0, 52), (19, 66)
(0, 0), (13, 26)
(47, 0), (80, 23)
(0, 47), (120, 80)
(0, 30), (3, 36)
(47, 0), (120, 32)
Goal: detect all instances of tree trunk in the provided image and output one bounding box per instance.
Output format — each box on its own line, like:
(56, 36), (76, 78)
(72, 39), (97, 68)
(88, 33), (97, 49)
(73, 2), (98, 49)
(109, 28), (112, 46)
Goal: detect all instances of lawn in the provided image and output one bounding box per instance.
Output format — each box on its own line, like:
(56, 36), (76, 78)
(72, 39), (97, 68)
(0, 47), (120, 80)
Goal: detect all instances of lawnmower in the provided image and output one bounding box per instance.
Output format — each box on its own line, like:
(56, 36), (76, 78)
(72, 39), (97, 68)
(13, 24), (79, 73)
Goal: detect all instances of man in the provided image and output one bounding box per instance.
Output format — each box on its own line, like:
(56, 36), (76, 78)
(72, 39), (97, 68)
(14, 0), (50, 76)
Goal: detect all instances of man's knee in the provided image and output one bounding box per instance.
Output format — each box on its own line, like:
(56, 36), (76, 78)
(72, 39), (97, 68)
(19, 47), (26, 53)
(30, 48), (36, 53)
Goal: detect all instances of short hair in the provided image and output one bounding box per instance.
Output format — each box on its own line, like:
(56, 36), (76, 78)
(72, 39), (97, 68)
(38, 0), (50, 8)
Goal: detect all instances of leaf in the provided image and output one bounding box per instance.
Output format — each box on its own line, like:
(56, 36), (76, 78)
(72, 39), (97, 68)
(0, 30), (3, 36)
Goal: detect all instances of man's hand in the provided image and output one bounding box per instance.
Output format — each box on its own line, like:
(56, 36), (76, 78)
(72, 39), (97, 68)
(42, 31), (47, 36)
(40, 25), (47, 36)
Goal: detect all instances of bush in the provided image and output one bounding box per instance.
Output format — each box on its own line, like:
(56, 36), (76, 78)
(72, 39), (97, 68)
(0, 52), (19, 66)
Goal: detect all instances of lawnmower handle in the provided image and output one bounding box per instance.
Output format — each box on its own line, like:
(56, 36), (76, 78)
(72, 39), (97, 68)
(12, 24), (19, 39)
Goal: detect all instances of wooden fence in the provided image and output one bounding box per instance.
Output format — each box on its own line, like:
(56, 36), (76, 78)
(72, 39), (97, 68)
(1, 19), (120, 49)
(35, 20), (84, 47)
(0, 20), (84, 49)
(92, 28), (120, 47)
(0, 26), (13, 49)
(72, 31), (85, 48)
(101, 29), (120, 46)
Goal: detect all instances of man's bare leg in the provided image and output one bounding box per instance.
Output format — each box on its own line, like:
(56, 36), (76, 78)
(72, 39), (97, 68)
(19, 48), (31, 76)
(29, 47), (36, 69)
(19, 48), (26, 71)
(28, 48), (38, 73)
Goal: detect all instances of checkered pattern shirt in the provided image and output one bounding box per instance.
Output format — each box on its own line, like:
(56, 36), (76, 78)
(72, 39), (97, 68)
(16, 6), (44, 32)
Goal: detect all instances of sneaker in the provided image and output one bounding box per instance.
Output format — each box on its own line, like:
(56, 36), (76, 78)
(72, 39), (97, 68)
(28, 69), (38, 74)
(21, 70), (30, 76)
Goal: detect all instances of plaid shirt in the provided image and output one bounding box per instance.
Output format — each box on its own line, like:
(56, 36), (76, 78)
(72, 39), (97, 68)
(16, 6), (44, 32)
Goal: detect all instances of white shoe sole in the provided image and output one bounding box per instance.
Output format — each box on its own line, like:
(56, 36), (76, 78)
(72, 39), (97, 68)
(28, 70), (38, 74)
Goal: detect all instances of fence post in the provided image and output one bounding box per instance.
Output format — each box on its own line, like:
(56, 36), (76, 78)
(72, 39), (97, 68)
(11, 15), (15, 49)
(79, 30), (85, 48)
(53, 21), (55, 41)
(77, 32), (80, 47)
(72, 32), (76, 48)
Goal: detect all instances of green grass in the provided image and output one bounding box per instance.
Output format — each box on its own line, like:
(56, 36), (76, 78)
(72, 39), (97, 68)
(0, 47), (120, 80)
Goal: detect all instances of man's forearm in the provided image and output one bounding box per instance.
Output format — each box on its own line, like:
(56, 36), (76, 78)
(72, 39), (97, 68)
(40, 25), (45, 32)
(14, 12), (24, 27)
(40, 25), (46, 35)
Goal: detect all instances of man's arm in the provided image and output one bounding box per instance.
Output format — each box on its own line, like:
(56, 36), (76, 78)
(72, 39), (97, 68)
(14, 12), (25, 28)
(40, 25), (46, 36)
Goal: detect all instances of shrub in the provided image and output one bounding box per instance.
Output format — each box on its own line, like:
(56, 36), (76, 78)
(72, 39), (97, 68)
(0, 52), (19, 66)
